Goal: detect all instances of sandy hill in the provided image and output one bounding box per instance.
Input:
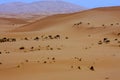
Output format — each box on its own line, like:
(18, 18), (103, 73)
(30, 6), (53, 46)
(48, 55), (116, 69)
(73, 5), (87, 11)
(0, 17), (29, 32)
(0, 17), (28, 24)
(12, 6), (120, 32)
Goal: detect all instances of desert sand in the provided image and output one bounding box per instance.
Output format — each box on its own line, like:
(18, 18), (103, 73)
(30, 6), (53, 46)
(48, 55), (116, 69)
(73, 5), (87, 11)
(0, 6), (120, 80)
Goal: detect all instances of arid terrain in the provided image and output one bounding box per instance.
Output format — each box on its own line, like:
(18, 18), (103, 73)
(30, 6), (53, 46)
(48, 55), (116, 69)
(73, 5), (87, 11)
(0, 6), (120, 80)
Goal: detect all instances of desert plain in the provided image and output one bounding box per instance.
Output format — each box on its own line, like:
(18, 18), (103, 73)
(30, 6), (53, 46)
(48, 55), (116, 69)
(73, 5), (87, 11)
(0, 6), (120, 80)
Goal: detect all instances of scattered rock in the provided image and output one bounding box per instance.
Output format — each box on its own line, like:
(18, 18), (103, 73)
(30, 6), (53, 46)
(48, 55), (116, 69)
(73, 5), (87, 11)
(52, 57), (55, 60)
(78, 66), (81, 70)
(79, 58), (82, 61)
(43, 61), (47, 64)
(71, 66), (73, 68)
(111, 24), (113, 26)
(118, 41), (120, 43)
(17, 65), (20, 68)
(57, 48), (61, 50)
(88, 35), (91, 37)
(103, 38), (110, 44)
(116, 23), (119, 25)
(117, 33), (120, 36)
(24, 37), (28, 40)
(31, 47), (34, 49)
(98, 41), (102, 45)
(50, 48), (53, 50)
(85, 47), (88, 50)
(105, 77), (109, 79)
(114, 39), (118, 41)
(90, 66), (95, 71)
(119, 45), (120, 47)
(37, 61), (40, 63)
(25, 60), (29, 62)
(19, 47), (25, 50)
(65, 37), (69, 39)
(0, 62), (2, 65)
(47, 57), (50, 60)
(34, 37), (39, 40)
(102, 24), (105, 26)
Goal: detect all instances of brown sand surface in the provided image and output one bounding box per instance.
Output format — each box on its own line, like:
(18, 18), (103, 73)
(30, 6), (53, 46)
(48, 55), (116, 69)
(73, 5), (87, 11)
(0, 6), (120, 80)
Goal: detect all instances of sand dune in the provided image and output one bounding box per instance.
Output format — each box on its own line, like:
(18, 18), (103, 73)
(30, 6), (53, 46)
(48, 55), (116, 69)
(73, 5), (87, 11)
(0, 6), (120, 80)
(12, 6), (120, 32)
(0, 17), (28, 24)
(0, 17), (29, 32)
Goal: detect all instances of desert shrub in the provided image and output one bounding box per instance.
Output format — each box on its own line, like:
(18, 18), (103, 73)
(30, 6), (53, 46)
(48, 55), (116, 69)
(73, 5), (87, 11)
(25, 60), (29, 62)
(31, 47), (34, 49)
(57, 48), (61, 50)
(17, 65), (20, 68)
(105, 40), (110, 43)
(103, 38), (110, 43)
(78, 66), (81, 70)
(12, 38), (16, 42)
(118, 41), (120, 43)
(50, 48), (53, 50)
(3, 37), (7, 40)
(19, 47), (25, 50)
(115, 39), (118, 41)
(52, 57), (55, 60)
(102, 24), (105, 26)
(90, 66), (95, 71)
(43, 61), (47, 64)
(103, 38), (108, 41)
(71, 66), (73, 68)
(48, 35), (53, 39)
(111, 24), (113, 26)
(65, 37), (69, 39)
(54, 35), (60, 39)
(117, 33), (120, 36)
(88, 23), (90, 25)
(34, 37), (39, 40)
(116, 23), (119, 25)
(0, 62), (2, 65)
(88, 35), (91, 37)
(79, 22), (82, 24)
(24, 37), (28, 40)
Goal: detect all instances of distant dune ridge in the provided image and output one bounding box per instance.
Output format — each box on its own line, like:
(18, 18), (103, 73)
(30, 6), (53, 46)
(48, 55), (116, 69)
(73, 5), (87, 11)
(0, 1), (86, 32)
(12, 6), (120, 32)
(0, 1), (85, 15)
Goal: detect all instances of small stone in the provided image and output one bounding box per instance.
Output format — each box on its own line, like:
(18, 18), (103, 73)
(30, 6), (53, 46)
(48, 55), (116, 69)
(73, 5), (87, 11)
(78, 66), (81, 70)
(71, 66), (73, 68)
(105, 77), (109, 79)
(0, 62), (2, 65)
(52, 57), (55, 60)
(17, 65), (20, 68)
(90, 66), (95, 71)
(44, 61), (47, 64)
(25, 60), (29, 62)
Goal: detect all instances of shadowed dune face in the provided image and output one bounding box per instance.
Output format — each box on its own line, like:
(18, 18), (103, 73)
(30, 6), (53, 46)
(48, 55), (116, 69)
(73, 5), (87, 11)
(0, 17), (27, 24)
(0, 6), (120, 80)
(0, 17), (29, 32)
(11, 6), (120, 32)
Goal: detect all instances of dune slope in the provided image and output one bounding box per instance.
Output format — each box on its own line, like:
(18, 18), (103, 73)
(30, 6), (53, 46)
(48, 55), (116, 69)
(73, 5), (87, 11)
(12, 6), (120, 32)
